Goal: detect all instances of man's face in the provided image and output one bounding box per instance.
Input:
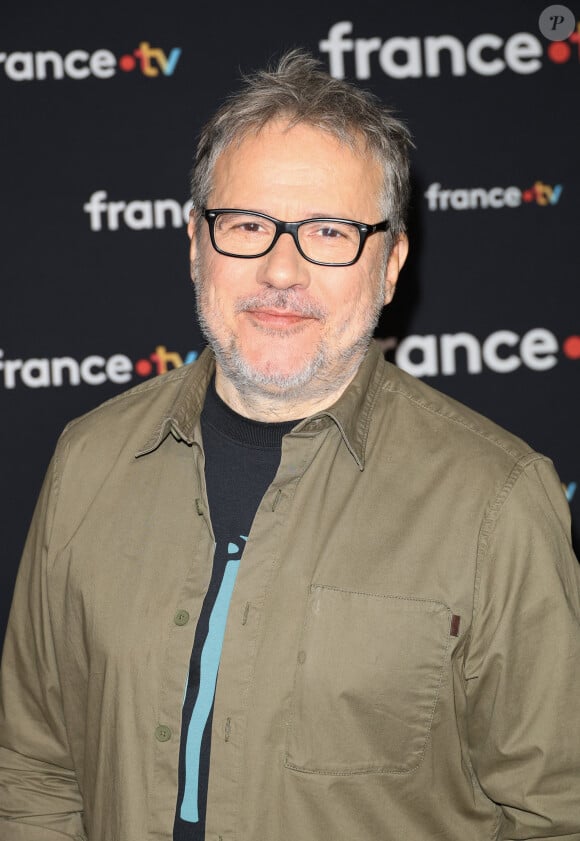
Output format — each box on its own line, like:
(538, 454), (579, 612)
(189, 120), (407, 410)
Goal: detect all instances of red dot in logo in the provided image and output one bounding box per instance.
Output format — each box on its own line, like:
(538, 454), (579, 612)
(547, 41), (571, 64)
(522, 189), (535, 203)
(135, 359), (153, 376)
(562, 336), (580, 360)
(119, 54), (137, 71)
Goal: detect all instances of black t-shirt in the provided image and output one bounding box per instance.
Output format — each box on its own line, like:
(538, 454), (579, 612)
(173, 380), (297, 841)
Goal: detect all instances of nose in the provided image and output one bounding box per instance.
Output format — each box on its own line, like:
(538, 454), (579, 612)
(256, 231), (311, 289)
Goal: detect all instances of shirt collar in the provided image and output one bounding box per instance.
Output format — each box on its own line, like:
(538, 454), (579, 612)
(136, 346), (216, 456)
(291, 341), (386, 470)
(136, 341), (387, 470)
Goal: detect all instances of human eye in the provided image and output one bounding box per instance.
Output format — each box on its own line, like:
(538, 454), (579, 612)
(304, 220), (358, 243)
(314, 223), (345, 239)
(219, 213), (271, 237)
(324, 227), (346, 240)
(237, 220), (264, 234)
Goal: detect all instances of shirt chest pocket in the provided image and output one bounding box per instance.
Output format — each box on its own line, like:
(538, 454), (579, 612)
(285, 586), (452, 775)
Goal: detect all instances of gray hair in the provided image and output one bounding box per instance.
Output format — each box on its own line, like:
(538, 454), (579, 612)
(190, 48), (413, 242)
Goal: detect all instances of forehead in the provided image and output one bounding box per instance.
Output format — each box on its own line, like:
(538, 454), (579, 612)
(209, 120), (383, 219)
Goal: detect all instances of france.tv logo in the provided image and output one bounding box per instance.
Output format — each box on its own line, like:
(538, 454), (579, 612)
(0, 41), (181, 81)
(117, 42), (181, 76)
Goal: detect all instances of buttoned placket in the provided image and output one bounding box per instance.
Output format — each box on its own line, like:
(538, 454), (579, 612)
(204, 424), (331, 841)
(148, 438), (216, 841)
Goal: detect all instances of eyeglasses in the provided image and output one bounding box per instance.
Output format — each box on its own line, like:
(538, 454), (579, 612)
(203, 208), (389, 267)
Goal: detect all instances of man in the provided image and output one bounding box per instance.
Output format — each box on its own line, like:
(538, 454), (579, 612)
(1, 49), (579, 841)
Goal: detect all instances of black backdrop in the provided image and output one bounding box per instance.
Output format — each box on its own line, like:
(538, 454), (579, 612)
(2, 0), (579, 645)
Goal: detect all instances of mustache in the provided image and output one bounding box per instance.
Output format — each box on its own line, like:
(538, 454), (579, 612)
(234, 291), (327, 320)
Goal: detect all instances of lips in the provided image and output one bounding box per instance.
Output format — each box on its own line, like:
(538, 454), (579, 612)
(245, 308), (315, 327)
(236, 291), (327, 321)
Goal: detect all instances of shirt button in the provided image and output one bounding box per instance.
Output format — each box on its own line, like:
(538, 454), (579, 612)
(297, 650), (306, 665)
(155, 724), (172, 742)
(174, 609), (190, 626)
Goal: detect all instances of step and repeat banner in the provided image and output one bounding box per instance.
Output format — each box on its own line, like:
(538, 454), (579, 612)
(2, 1), (579, 643)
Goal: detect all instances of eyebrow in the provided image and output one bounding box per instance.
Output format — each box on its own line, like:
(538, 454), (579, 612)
(226, 208), (358, 220)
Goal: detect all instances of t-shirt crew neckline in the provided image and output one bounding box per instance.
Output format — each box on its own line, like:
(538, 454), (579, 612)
(203, 376), (302, 448)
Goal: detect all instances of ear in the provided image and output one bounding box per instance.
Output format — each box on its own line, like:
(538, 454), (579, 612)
(383, 234), (409, 306)
(187, 208), (197, 241)
(187, 209), (198, 276)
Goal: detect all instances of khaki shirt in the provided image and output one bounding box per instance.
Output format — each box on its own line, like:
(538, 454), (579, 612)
(1, 342), (579, 841)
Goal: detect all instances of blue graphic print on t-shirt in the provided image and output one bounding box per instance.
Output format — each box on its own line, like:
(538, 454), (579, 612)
(180, 536), (246, 822)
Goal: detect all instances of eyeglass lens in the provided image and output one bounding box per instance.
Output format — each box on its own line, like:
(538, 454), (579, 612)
(213, 212), (361, 264)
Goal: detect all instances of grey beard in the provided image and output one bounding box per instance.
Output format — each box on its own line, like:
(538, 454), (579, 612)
(192, 259), (384, 406)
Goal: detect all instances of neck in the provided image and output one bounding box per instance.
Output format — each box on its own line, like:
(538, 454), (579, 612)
(213, 364), (360, 422)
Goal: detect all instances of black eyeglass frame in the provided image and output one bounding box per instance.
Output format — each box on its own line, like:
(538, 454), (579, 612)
(202, 208), (390, 267)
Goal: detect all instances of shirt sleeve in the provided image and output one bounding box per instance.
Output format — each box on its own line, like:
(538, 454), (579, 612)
(465, 455), (580, 840)
(0, 445), (87, 840)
